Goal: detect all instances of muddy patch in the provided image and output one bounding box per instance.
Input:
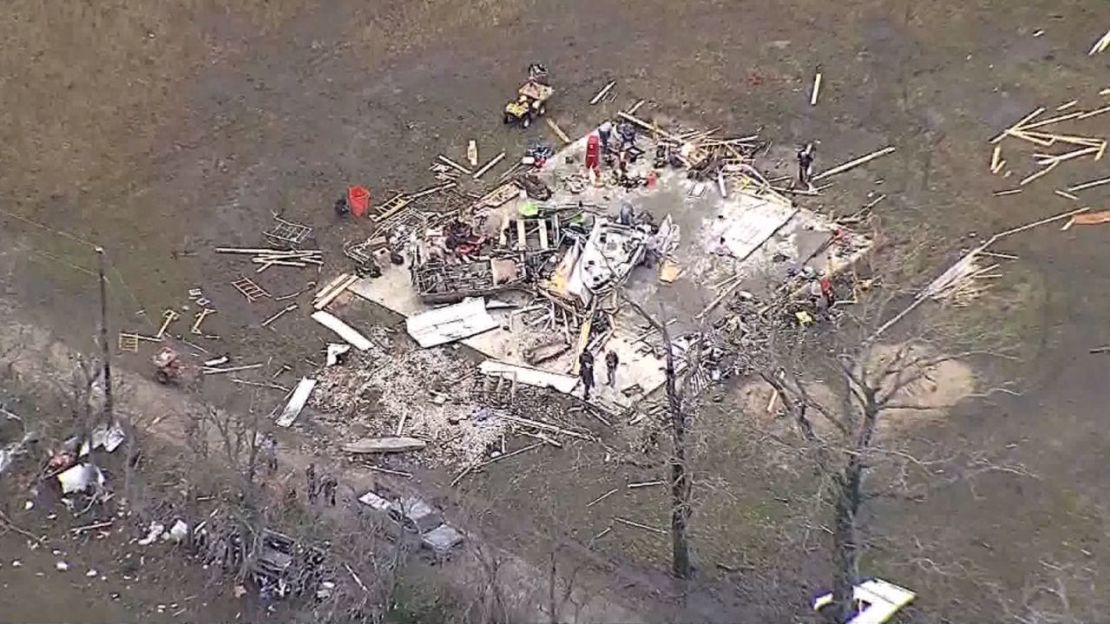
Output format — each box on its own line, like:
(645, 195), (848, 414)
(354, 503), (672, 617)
(733, 341), (976, 437)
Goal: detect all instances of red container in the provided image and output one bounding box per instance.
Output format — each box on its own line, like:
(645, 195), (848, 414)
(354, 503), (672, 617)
(348, 185), (370, 217)
(585, 135), (600, 170)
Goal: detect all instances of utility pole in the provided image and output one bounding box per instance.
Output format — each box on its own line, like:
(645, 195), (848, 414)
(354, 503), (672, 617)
(96, 247), (113, 424)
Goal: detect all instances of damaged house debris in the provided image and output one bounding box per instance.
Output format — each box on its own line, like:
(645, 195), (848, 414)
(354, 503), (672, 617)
(345, 113), (872, 422)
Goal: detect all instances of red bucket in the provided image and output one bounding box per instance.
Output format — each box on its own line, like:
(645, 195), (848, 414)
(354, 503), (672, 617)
(348, 186), (370, 218)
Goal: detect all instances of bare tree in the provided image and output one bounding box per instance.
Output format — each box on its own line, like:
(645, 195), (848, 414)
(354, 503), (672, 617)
(742, 244), (1024, 621)
(192, 402), (266, 499)
(58, 354), (105, 449)
(623, 297), (710, 580)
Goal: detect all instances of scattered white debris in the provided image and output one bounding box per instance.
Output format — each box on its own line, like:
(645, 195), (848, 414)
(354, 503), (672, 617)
(23, 500), (33, 511)
(325, 343), (351, 366)
(406, 297), (500, 348)
(814, 578), (916, 624)
(55, 561), (69, 571)
(316, 580), (337, 599)
(89, 422), (126, 453)
(167, 520), (190, 543)
(86, 569), (98, 577)
(315, 348), (507, 465)
(57, 463), (105, 495)
(479, 360), (580, 394)
(342, 437), (427, 454)
(137, 522), (165, 546)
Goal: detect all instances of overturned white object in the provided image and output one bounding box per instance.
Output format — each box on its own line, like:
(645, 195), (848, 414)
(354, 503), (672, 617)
(57, 463), (105, 495)
(357, 490), (393, 513)
(311, 311), (373, 351)
(422, 524), (464, 555)
(87, 422), (126, 454)
(813, 578), (916, 624)
(325, 343), (351, 366)
(567, 218), (647, 306)
(166, 520), (190, 543)
(479, 360), (579, 394)
(276, 378), (317, 428)
(406, 298), (499, 348)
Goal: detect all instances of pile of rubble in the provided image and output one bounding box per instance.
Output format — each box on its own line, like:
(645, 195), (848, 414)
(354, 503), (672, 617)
(313, 348), (507, 466)
(343, 108), (877, 422)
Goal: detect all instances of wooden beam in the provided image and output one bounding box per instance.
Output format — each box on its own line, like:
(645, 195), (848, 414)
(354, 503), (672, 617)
(1067, 176), (1110, 192)
(811, 146), (896, 182)
(590, 81), (616, 105)
(472, 152), (506, 179)
(616, 111), (681, 142)
(545, 118), (571, 144)
(990, 107), (1045, 144)
(437, 154), (472, 174)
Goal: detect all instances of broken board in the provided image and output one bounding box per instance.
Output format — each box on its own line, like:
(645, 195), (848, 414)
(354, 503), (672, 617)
(406, 298), (499, 348)
(311, 311), (373, 351)
(276, 378), (317, 427)
(342, 437), (428, 454)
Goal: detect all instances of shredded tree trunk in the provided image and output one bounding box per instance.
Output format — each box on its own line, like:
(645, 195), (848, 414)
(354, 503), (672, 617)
(829, 393), (878, 622)
(829, 457), (863, 622)
(661, 318), (692, 579)
(621, 295), (694, 579)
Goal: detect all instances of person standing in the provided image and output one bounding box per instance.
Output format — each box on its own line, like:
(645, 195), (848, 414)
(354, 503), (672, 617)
(598, 121), (613, 153)
(320, 475), (338, 506)
(605, 350), (620, 386)
(797, 143), (815, 189)
(819, 276), (835, 307)
(305, 463), (318, 505)
(618, 121), (637, 150)
(618, 201), (635, 226)
(579, 351), (596, 400)
(263, 434), (278, 475)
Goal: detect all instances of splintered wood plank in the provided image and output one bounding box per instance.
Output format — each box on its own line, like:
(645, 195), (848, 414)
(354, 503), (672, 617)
(538, 220), (549, 250)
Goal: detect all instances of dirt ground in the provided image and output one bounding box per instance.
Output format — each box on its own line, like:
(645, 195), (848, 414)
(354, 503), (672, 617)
(2, 0), (1110, 621)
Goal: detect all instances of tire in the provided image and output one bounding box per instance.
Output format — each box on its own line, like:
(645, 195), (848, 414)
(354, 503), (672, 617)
(522, 115), (531, 128)
(503, 113), (512, 125)
(538, 104), (546, 116)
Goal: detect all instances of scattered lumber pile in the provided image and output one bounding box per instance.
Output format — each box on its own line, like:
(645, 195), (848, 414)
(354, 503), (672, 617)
(988, 95), (1109, 194)
(617, 111), (784, 200)
(313, 273), (359, 310)
(215, 247), (323, 273)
